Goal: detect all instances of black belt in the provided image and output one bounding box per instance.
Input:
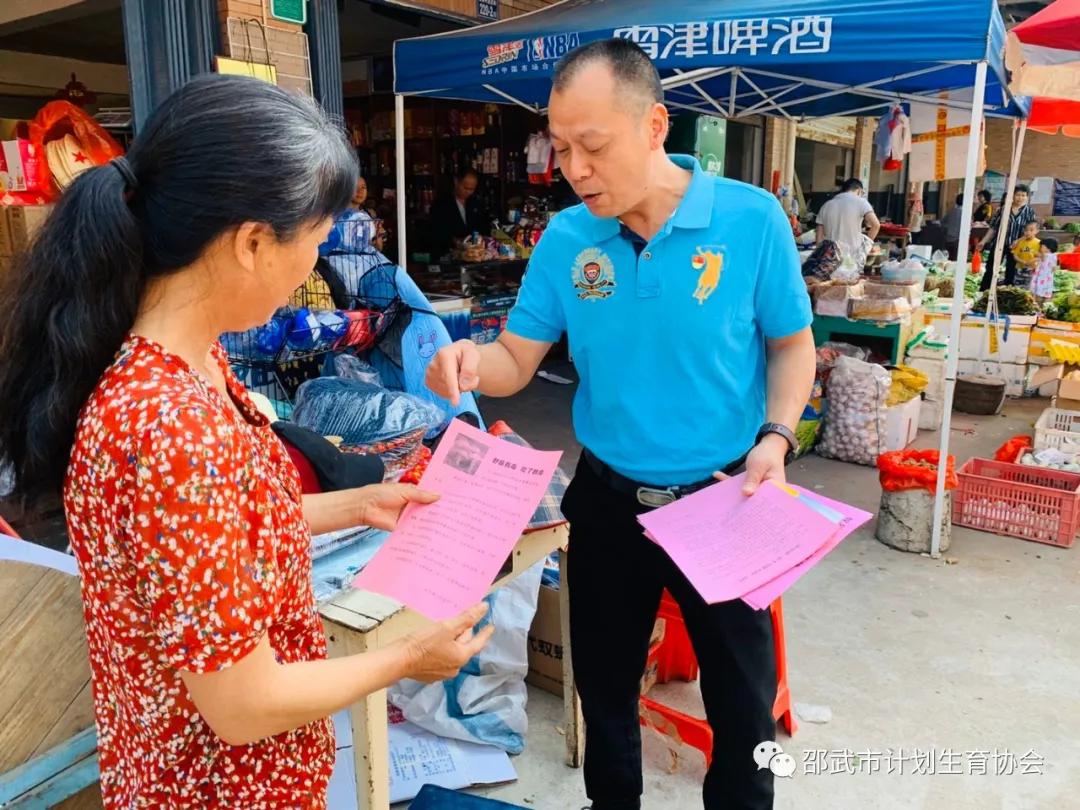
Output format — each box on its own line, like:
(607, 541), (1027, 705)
(582, 448), (748, 508)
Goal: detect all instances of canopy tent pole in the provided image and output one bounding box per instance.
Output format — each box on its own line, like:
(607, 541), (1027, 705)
(986, 119), (1030, 307)
(930, 59), (989, 558)
(395, 93), (407, 267)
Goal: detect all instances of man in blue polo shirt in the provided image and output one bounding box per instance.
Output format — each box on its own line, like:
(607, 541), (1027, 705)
(427, 39), (814, 810)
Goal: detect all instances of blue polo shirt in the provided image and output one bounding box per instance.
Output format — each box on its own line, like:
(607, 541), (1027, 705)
(506, 154), (811, 485)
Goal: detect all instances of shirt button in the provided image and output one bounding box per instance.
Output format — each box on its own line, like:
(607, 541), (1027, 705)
(643, 251), (652, 260)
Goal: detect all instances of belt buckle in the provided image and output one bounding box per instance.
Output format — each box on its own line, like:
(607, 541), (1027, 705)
(636, 486), (678, 508)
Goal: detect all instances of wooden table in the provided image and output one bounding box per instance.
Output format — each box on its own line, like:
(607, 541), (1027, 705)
(320, 525), (582, 810)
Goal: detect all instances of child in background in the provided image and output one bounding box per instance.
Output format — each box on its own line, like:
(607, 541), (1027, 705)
(1011, 220), (1042, 289)
(1031, 237), (1058, 304)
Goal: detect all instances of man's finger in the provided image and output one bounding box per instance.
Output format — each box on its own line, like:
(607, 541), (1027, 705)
(712, 471), (730, 481)
(741, 468), (765, 496)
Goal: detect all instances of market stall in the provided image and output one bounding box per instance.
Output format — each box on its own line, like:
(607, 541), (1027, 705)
(393, 0), (1028, 558)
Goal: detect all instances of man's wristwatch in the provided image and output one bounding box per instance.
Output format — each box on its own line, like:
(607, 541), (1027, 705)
(756, 422), (798, 464)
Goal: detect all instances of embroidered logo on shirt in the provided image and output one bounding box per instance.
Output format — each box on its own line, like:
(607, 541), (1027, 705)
(690, 245), (724, 305)
(572, 248), (617, 300)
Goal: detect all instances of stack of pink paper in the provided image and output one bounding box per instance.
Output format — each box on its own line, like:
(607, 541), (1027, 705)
(637, 475), (872, 610)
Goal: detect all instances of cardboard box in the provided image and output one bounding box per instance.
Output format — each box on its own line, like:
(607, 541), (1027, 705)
(526, 585), (665, 697)
(5, 205), (53, 253)
(1053, 396), (1080, 412)
(884, 396), (921, 451)
(0, 209), (13, 256)
(1028, 363), (1080, 401)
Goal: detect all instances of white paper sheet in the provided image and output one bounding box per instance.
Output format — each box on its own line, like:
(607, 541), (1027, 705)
(328, 710), (517, 808)
(0, 534), (78, 577)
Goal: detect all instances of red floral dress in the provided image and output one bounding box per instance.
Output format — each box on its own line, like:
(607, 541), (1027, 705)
(64, 335), (335, 808)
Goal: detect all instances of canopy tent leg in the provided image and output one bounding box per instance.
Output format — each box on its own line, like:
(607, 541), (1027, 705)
(979, 119), (1028, 378)
(930, 60), (989, 558)
(395, 93), (407, 267)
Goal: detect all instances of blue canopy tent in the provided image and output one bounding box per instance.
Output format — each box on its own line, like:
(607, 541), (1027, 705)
(392, 0), (1029, 558)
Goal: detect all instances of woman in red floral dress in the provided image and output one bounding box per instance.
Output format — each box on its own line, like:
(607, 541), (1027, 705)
(0, 75), (492, 808)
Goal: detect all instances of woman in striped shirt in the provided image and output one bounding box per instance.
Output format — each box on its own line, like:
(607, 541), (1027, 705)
(977, 184), (1036, 291)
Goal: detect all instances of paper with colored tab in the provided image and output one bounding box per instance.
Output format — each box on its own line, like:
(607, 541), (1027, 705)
(637, 475), (871, 609)
(352, 419), (561, 620)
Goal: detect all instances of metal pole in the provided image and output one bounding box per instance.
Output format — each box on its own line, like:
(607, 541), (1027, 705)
(395, 93), (407, 267)
(987, 119), (1030, 305)
(930, 60), (989, 558)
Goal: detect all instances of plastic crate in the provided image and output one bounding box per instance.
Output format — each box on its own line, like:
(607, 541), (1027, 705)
(1033, 407), (1080, 451)
(953, 458), (1080, 547)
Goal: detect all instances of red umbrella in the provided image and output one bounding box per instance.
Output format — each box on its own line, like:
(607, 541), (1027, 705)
(1006, 0), (1080, 100)
(1027, 97), (1080, 136)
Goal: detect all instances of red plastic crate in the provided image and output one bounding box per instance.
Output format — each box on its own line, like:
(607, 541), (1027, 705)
(953, 458), (1080, 548)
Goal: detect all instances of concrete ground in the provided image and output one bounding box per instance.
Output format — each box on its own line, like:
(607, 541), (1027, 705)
(440, 367), (1080, 810)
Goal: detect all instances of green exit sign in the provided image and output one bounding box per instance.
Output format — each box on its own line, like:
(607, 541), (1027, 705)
(270, 0), (307, 24)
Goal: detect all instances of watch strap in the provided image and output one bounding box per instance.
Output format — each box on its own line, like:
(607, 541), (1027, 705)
(757, 422), (798, 458)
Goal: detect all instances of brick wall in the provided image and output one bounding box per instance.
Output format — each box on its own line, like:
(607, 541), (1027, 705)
(217, 0), (312, 96)
(985, 118), (1080, 223)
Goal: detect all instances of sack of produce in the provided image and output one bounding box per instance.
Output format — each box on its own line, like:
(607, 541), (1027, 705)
(817, 356), (891, 465)
(815, 341), (869, 387)
(877, 449), (957, 492)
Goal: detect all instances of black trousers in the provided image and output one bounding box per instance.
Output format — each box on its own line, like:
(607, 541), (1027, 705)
(980, 248), (1017, 291)
(561, 457), (777, 810)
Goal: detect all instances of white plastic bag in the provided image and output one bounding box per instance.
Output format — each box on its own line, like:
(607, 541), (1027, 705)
(817, 356), (891, 466)
(388, 560), (544, 754)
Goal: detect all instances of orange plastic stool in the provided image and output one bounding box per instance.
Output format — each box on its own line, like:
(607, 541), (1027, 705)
(639, 593), (797, 768)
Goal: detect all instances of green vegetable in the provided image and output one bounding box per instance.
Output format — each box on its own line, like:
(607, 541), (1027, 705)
(1044, 217), (1059, 230)
(1065, 223), (1080, 235)
(974, 285), (1038, 316)
(1054, 269), (1077, 296)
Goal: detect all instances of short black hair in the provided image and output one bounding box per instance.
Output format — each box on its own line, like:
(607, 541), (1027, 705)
(552, 38), (663, 114)
(1041, 237), (1059, 253)
(455, 167), (479, 182)
(1015, 184), (1031, 195)
(978, 190), (992, 202)
(841, 178), (864, 193)
(956, 194), (965, 206)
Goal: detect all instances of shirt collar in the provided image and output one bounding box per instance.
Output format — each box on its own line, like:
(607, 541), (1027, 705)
(578, 153), (715, 243)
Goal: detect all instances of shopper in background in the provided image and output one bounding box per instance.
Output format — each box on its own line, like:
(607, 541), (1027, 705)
(429, 167), (491, 258)
(0, 74), (492, 809)
(350, 175), (385, 252)
(427, 38), (814, 810)
(973, 189), (994, 224)
(941, 193), (966, 260)
(815, 178), (881, 248)
(978, 183), (1036, 290)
